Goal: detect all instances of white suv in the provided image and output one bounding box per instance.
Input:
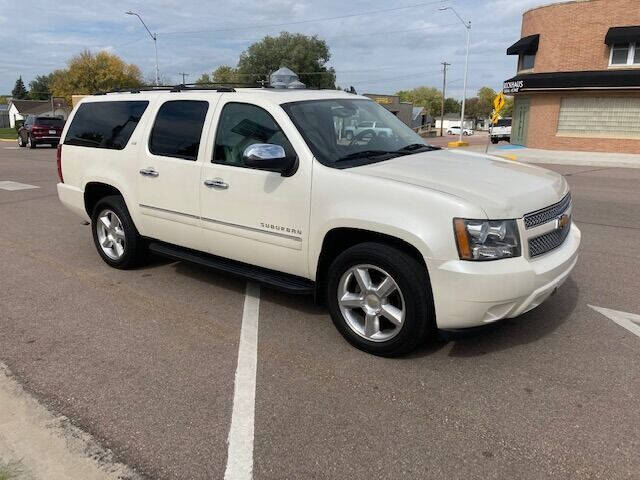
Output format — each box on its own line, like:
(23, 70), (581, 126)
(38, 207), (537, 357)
(57, 86), (580, 356)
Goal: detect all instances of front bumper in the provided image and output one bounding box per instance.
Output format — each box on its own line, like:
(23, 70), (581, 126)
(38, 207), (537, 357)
(428, 223), (581, 329)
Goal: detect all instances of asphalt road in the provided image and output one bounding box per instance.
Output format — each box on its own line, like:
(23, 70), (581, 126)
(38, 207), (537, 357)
(1, 144), (639, 480)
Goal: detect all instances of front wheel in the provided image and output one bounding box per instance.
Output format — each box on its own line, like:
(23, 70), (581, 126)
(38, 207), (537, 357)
(27, 135), (36, 149)
(491, 138), (499, 144)
(326, 242), (435, 356)
(91, 195), (147, 269)
(17, 134), (24, 147)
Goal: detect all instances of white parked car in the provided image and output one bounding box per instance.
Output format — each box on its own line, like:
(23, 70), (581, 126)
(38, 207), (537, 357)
(447, 125), (474, 136)
(57, 87), (580, 356)
(344, 121), (392, 140)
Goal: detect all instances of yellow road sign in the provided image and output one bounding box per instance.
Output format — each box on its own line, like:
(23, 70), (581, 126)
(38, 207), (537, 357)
(490, 112), (501, 125)
(493, 92), (505, 112)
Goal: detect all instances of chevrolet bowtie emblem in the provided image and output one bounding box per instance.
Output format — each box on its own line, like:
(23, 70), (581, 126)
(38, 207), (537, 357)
(556, 213), (570, 230)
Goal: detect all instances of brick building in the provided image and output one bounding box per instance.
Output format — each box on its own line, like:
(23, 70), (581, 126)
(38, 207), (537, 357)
(503, 0), (640, 153)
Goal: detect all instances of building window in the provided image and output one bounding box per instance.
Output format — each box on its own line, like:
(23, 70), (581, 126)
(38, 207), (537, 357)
(609, 42), (640, 66)
(557, 97), (640, 138)
(519, 53), (535, 71)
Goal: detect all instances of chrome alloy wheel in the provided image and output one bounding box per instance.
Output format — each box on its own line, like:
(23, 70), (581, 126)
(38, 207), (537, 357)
(337, 264), (406, 342)
(96, 209), (126, 260)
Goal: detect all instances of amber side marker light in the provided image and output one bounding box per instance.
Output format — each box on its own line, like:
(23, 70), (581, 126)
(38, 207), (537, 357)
(453, 218), (472, 260)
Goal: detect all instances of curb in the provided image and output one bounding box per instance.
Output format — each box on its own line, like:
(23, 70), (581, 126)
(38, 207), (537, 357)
(0, 138), (17, 142)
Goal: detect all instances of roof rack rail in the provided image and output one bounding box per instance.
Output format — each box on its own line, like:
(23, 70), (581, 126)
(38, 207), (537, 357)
(97, 82), (271, 96)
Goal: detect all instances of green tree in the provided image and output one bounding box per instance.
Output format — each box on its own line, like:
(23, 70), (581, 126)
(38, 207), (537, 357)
(196, 65), (242, 85)
(444, 97), (461, 114)
(50, 50), (143, 104)
(395, 86), (442, 116)
(0, 95), (9, 105)
(12, 76), (28, 99)
(28, 74), (53, 100)
(236, 32), (336, 88)
(476, 86), (497, 118)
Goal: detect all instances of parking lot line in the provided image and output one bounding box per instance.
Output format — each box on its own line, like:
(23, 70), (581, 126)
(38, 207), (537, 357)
(224, 282), (261, 480)
(0, 181), (40, 191)
(589, 305), (640, 338)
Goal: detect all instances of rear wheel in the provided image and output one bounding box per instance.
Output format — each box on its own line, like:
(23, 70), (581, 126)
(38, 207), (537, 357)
(17, 134), (24, 147)
(91, 195), (147, 269)
(491, 137), (499, 144)
(326, 242), (435, 356)
(27, 135), (36, 149)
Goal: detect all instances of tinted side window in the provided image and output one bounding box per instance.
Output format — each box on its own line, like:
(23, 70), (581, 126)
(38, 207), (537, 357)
(64, 101), (148, 150)
(149, 100), (209, 161)
(213, 103), (294, 167)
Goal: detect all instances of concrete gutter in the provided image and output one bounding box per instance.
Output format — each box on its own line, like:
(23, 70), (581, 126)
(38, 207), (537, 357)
(466, 145), (640, 169)
(0, 363), (142, 480)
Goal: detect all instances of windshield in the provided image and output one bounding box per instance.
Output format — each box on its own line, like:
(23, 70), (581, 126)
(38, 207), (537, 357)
(282, 99), (437, 168)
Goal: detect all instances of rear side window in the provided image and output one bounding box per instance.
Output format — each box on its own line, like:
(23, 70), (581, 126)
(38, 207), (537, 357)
(149, 100), (209, 160)
(64, 101), (148, 150)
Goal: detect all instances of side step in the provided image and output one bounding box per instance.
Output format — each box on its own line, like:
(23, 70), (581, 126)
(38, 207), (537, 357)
(148, 241), (315, 295)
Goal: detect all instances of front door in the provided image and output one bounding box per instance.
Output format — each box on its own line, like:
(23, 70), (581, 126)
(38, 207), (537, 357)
(137, 96), (218, 251)
(199, 98), (312, 278)
(511, 97), (530, 146)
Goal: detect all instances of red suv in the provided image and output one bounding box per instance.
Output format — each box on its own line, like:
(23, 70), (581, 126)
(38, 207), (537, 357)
(18, 115), (65, 148)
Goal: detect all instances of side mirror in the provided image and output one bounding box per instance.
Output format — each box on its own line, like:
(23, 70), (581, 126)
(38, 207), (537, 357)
(242, 143), (297, 177)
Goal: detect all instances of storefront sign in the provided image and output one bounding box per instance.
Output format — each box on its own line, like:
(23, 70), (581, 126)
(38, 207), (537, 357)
(503, 80), (524, 94)
(373, 96), (393, 105)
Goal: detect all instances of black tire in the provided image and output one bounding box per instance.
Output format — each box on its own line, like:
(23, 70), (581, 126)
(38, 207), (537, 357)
(17, 134), (24, 147)
(326, 242), (435, 356)
(91, 195), (147, 269)
(27, 135), (36, 149)
(491, 138), (499, 144)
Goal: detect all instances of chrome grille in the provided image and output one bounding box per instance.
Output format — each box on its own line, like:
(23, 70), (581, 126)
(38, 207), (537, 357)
(523, 193), (571, 229)
(528, 219), (571, 257)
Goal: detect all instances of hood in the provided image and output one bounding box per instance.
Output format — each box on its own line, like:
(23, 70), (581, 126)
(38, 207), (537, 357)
(351, 149), (568, 218)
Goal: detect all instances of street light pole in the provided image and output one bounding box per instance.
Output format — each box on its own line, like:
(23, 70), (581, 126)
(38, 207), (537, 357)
(126, 11), (159, 86)
(439, 6), (471, 143)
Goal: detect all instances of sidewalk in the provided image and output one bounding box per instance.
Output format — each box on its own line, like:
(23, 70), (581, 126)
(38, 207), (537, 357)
(464, 143), (640, 169)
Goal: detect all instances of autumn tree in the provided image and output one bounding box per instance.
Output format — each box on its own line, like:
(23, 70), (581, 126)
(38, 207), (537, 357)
(396, 86), (442, 116)
(12, 77), (28, 99)
(236, 32), (336, 88)
(50, 50), (143, 104)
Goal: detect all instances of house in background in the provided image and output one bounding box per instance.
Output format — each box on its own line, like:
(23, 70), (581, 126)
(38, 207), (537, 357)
(0, 104), (9, 128)
(8, 99), (69, 128)
(411, 107), (434, 130)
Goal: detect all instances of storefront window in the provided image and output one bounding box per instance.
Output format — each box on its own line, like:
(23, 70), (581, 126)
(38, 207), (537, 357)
(519, 53), (535, 70)
(611, 43), (630, 64)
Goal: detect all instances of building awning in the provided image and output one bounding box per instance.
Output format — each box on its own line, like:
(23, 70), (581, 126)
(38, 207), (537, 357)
(503, 70), (640, 93)
(605, 26), (640, 45)
(506, 34), (539, 55)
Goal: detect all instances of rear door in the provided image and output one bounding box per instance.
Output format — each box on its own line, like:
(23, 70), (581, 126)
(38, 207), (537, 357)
(137, 94), (221, 251)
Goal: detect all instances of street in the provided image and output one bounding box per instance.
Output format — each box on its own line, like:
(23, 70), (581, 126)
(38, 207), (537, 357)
(1, 144), (640, 479)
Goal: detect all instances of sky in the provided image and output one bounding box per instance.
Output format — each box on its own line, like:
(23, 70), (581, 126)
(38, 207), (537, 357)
(0, 0), (564, 98)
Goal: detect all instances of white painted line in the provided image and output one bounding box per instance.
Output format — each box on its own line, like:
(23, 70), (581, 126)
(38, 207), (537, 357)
(0, 363), (142, 480)
(0, 180), (40, 191)
(224, 282), (261, 480)
(589, 305), (640, 338)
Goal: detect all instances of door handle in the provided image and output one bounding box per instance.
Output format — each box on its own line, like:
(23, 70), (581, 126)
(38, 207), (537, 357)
(204, 179), (229, 189)
(139, 168), (159, 177)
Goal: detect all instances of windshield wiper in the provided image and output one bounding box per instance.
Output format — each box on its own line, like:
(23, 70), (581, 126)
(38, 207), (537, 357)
(396, 143), (441, 153)
(336, 150), (397, 162)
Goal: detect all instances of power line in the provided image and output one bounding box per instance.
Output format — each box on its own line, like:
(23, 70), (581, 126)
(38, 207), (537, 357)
(161, 0), (449, 35)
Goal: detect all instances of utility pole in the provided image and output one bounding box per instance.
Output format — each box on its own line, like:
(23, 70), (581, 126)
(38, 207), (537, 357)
(440, 62), (450, 137)
(178, 72), (189, 85)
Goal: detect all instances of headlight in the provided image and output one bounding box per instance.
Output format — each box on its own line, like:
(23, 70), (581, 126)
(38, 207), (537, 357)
(453, 218), (521, 261)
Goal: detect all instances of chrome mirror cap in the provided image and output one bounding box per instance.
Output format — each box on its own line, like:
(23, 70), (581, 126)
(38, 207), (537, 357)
(243, 143), (286, 161)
